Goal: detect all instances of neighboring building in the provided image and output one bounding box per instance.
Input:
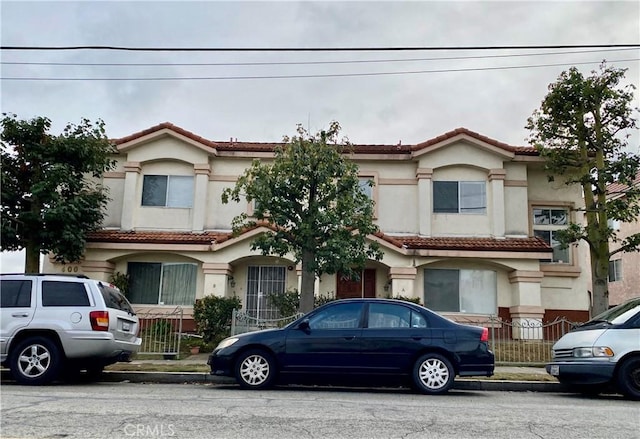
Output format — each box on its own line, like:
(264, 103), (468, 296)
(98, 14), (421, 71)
(43, 123), (591, 330)
(607, 172), (640, 306)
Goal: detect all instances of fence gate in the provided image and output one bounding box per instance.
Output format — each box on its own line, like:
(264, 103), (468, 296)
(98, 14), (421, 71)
(137, 307), (184, 357)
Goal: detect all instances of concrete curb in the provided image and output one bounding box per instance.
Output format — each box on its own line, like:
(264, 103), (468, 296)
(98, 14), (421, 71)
(101, 371), (565, 392)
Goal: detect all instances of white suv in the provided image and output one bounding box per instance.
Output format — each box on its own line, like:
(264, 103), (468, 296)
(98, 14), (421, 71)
(0, 274), (141, 385)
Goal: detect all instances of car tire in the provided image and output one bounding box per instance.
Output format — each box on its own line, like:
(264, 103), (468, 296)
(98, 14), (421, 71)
(412, 353), (455, 395)
(10, 336), (62, 385)
(616, 356), (640, 401)
(234, 349), (277, 390)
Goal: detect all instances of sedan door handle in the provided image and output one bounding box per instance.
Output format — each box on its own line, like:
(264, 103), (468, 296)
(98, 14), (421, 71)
(411, 336), (422, 340)
(11, 313), (29, 318)
(343, 335), (356, 340)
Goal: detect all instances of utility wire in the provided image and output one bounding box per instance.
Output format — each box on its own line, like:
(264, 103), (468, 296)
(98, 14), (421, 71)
(3, 58), (638, 81)
(1, 44), (639, 52)
(2, 48), (638, 67)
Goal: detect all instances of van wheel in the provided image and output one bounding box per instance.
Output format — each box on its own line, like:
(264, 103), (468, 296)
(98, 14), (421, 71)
(412, 353), (455, 395)
(10, 336), (62, 385)
(617, 357), (640, 400)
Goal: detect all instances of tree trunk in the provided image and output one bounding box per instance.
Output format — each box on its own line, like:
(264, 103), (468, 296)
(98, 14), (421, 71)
(24, 239), (40, 274)
(299, 249), (316, 313)
(590, 244), (610, 317)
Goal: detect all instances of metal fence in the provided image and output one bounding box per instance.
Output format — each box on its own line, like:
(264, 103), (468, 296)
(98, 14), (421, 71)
(137, 306), (184, 357)
(230, 309), (580, 365)
(231, 309), (303, 335)
(457, 316), (579, 365)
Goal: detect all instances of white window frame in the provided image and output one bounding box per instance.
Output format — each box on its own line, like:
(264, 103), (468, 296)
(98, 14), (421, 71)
(141, 175), (194, 208)
(433, 181), (487, 214)
(609, 259), (623, 282)
(532, 206), (570, 263)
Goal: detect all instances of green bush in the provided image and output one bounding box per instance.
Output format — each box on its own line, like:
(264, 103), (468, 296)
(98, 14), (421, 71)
(268, 289), (300, 317)
(385, 294), (423, 305)
(193, 295), (242, 344)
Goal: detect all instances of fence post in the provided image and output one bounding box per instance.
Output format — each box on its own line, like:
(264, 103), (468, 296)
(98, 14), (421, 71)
(231, 308), (237, 336)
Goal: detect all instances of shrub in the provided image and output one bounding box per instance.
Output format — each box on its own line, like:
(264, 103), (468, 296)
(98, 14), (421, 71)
(193, 295), (242, 344)
(385, 295), (423, 305)
(268, 289), (300, 317)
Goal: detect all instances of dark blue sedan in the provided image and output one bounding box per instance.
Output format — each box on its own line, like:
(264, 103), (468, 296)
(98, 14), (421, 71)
(207, 298), (494, 394)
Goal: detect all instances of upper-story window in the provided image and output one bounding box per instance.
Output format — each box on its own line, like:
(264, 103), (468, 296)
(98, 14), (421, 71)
(532, 207), (570, 263)
(609, 259), (623, 282)
(433, 181), (486, 214)
(358, 177), (374, 200)
(142, 175), (194, 208)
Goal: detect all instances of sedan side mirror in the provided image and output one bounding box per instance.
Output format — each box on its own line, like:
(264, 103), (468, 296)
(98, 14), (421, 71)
(298, 319), (310, 331)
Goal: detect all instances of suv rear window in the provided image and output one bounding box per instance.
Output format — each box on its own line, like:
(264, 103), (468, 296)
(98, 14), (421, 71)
(42, 281), (90, 306)
(0, 280), (32, 308)
(98, 283), (135, 314)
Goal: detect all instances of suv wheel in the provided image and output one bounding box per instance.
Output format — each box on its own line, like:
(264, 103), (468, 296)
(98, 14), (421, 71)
(617, 356), (640, 400)
(10, 336), (62, 385)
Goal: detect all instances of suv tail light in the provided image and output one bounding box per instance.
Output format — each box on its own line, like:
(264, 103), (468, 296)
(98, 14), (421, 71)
(90, 311), (109, 331)
(480, 327), (489, 342)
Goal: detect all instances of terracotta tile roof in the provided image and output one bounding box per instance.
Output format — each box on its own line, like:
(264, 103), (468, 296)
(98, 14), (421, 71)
(88, 229), (550, 254)
(87, 230), (230, 245)
(392, 235), (552, 252)
(112, 123), (537, 156)
(606, 171), (640, 197)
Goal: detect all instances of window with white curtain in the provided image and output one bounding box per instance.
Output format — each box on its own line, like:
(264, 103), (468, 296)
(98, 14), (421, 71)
(142, 175), (194, 208)
(127, 262), (197, 305)
(424, 268), (496, 314)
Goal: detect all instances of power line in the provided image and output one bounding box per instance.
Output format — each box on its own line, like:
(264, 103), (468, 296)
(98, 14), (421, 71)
(1, 44), (639, 52)
(2, 48), (637, 67)
(3, 58), (638, 81)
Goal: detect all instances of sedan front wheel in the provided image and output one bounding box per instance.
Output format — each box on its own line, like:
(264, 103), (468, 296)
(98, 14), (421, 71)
(235, 349), (277, 390)
(412, 353), (455, 395)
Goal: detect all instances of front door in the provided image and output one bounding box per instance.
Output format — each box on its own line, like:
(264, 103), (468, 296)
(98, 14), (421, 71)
(336, 269), (376, 299)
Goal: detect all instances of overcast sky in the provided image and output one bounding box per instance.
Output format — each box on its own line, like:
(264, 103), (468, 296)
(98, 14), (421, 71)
(1, 0), (639, 272)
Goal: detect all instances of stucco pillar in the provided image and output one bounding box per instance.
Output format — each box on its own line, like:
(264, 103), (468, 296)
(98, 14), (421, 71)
(121, 162), (141, 231)
(80, 261), (116, 282)
(488, 169), (506, 238)
(192, 164), (210, 232)
(508, 270), (545, 340)
(416, 168), (433, 237)
(388, 267), (417, 299)
(202, 263), (233, 298)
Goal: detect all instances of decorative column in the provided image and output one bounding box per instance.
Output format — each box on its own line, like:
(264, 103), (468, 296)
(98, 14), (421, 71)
(388, 267), (417, 299)
(121, 162), (141, 231)
(80, 261), (116, 282)
(508, 270), (545, 340)
(202, 263), (234, 298)
(416, 168), (433, 237)
(192, 164), (210, 232)
(488, 169), (506, 238)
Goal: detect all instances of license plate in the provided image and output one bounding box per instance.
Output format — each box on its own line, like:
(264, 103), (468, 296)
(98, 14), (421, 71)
(122, 322), (131, 331)
(549, 365), (559, 376)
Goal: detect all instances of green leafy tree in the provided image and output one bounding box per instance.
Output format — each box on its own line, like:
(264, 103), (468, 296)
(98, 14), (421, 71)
(193, 295), (242, 344)
(1, 114), (115, 273)
(526, 64), (640, 316)
(222, 122), (383, 313)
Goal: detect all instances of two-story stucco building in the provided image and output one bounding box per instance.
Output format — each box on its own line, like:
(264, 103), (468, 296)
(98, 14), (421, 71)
(43, 123), (591, 328)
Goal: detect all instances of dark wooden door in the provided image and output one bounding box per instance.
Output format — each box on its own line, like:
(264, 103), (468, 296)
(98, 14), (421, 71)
(336, 269), (376, 299)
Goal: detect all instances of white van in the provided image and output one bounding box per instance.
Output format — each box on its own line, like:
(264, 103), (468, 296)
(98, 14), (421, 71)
(546, 297), (640, 400)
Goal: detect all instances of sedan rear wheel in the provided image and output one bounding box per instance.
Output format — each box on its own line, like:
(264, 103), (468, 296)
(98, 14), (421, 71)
(235, 349), (276, 390)
(412, 353), (455, 395)
(617, 357), (640, 400)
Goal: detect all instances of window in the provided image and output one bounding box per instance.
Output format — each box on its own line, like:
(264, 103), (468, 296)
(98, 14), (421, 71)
(609, 259), (623, 282)
(142, 175), (194, 208)
(308, 302), (363, 329)
(433, 181), (486, 214)
(608, 218), (621, 231)
(0, 280), (32, 308)
(424, 269), (496, 314)
(367, 303), (427, 328)
(358, 177), (373, 200)
(246, 266), (287, 319)
(98, 283), (135, 314)
(127, 262), (197, 305)
(532, 207), (570, 263)
(42, 281), (90, 306)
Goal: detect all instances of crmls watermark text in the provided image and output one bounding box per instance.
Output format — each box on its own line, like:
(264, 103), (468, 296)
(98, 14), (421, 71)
(124, 424), (176, 437)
